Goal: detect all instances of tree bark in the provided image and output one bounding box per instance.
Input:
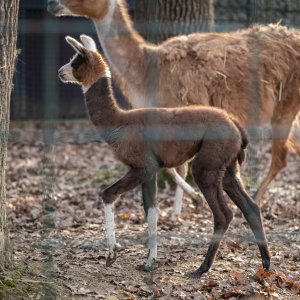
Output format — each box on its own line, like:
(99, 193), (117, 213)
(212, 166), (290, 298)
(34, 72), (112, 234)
(0, 0), (20, 270)
(135, 0), (215, 43)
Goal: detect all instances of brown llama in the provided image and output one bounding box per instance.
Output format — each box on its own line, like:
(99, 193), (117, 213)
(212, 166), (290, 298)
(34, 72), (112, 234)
(58, 35), (270, 277)
(48, 0), (300, 202)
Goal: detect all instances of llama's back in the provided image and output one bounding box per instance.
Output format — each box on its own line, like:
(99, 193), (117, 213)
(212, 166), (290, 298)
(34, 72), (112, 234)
(154, 24), (300, 127)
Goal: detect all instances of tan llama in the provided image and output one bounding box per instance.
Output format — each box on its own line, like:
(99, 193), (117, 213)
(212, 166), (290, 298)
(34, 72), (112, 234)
(49, 0), (300, 206)
(58, 35), (270, 277)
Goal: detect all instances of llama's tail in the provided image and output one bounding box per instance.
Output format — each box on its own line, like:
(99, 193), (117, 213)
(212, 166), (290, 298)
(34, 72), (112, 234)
(232, 119), (248, 165)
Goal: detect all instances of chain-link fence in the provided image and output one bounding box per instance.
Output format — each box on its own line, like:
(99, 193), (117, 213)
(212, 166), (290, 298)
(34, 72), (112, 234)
(12, 0), (300, 120)
(5, 1), (300, 298)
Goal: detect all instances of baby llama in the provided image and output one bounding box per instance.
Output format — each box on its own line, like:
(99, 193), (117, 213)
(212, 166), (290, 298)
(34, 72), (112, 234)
(58, 35), (270, 277)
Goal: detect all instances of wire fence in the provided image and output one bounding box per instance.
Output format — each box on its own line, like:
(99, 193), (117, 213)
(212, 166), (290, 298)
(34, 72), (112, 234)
(12, 0), (300, 120)
(5, 1), (300, 298)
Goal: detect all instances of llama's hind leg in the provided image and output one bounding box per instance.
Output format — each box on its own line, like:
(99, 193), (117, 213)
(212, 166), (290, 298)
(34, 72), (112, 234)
(289, 112), (300, 155)
(166, 167), (204, 221)
(253, 137), (289, 202)
(102, 168), (156, 267)
(190, 168), (233, 278)
(172, 164), (188, 220)
(254, 98), (300, 201)
(224, 164), (270, 270)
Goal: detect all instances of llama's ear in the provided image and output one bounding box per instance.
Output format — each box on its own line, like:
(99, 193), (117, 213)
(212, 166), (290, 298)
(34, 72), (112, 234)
(65, 36), (86, 55)
(80, 35), (97, 52)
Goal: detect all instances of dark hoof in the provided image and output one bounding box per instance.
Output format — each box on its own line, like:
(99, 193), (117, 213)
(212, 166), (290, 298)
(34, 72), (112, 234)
(106, 251), (117, 267)
(186, 264), (209, 279)
(185, 271), (203, 279)
(135, 262), (159, 272)
(263, 260), (270, 272)
(168, 217), (182, 226)
(192, 192), (204, 208)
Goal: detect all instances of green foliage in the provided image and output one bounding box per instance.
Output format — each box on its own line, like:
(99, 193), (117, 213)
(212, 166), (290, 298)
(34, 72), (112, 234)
(0, 261), (52, 299)
(0, 275), (17, 298)
(90, 164), (128, 188)
(4, 280), (17, 288)
(91, 164), (196, 192)
(243, 175), (259, 190)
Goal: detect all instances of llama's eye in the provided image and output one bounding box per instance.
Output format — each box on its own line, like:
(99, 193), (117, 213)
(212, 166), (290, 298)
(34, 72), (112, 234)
(71, 55), (85, 70)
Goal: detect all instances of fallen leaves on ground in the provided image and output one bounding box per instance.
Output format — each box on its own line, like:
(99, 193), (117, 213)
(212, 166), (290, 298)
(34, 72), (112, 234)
(4, 121), (300, 299)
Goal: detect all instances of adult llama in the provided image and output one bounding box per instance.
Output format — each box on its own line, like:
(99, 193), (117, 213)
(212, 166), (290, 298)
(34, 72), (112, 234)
(49, 0), (300, 212)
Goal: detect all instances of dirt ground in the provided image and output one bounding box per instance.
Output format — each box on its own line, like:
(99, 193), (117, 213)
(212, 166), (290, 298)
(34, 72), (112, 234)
(2, 121), (300, 299)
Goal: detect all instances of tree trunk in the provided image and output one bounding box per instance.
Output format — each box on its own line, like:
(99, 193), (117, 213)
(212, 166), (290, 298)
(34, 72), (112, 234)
(135, 0), (214, 43)
(0, 0), (20, 270)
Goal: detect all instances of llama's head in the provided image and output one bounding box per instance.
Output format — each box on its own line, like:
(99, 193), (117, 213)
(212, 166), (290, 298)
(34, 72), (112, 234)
(58, 35), (110, 92)
(48, 0), (116, 20)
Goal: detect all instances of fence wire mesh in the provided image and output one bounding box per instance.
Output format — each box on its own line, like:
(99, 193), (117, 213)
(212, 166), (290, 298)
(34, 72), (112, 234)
(4, 0), (300, 298)
(12, 0), (300, 120)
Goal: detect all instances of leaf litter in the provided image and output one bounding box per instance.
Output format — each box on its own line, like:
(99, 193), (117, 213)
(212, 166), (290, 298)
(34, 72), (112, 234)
(4, 121), (300, 299)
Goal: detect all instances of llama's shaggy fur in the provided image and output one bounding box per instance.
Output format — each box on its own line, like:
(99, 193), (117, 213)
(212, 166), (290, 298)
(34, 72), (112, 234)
(58, 36), (270, 277)
(49, 0), (300, 202)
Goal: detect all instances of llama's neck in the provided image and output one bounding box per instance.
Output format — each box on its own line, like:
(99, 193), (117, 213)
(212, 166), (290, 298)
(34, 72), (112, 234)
(93, 0), (148, 91)
(84, 76), (124, 140)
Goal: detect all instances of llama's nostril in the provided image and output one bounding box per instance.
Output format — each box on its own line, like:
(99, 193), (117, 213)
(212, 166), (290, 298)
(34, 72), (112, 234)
(58, 70), (63, 78)
(58, 70), (65, 81)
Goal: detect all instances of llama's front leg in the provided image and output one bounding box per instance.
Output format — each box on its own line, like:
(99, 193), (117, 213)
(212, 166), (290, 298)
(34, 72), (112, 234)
(47, 0), (74, 16)
(103, 203), (118, 266)
(143, 207), (158, 271)
(102, 168), (156, 267)
(140, 175), (159, 271)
